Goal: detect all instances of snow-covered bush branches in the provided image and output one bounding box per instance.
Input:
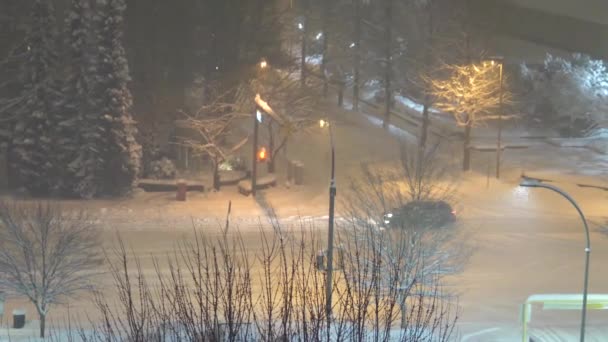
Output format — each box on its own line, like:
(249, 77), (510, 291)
(239, 65), (320, 173)
(44, 220), (458, 341)
(429, 61), (512, 127)
(181, 86), (250, 190)
(341, 144), (468, 323)
(520, 53), (608, 136)
(429, 60), (513, 170)
(148, 157), (177, 180)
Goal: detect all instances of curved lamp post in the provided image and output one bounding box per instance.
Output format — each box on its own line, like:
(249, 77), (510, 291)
(519, 176), (591, 342)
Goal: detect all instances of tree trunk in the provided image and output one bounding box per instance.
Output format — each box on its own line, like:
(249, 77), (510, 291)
(321, 0), (330, 97)
(418, 94), (431, 180)
(213, 161), (220, 191)
(418, 2), (434, 154)
(419, 97), (430, 151)
(463, 119), (472, 171)
(353, 0), (361, 111)
(382, 0), (393, 128)
(300, 0), (309, 88)
(39, 312), (46, 338)
(268, 157), (276, 173)
(267, 123), (275, 173)
(400, 300), (407, 329)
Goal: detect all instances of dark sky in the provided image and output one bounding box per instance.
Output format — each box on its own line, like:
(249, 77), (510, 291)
(507, 0), (608, 24)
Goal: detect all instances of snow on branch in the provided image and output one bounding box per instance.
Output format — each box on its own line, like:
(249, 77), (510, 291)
(428, 61), (514, 127)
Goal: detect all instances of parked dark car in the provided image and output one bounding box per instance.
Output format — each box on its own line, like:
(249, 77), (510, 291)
(383, 200), (456, 229)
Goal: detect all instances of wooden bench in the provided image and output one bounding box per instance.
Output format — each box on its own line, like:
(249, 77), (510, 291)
(138, 179), (205, 192)
(238, 175), (277, 196)
(219, 170), (249, 186)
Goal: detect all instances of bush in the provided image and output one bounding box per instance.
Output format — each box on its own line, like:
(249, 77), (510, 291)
(148, 157), (176, 179)
(218, 156), (246, 171)
(520, 54), (608, 136)
(47, 222), (459, 342)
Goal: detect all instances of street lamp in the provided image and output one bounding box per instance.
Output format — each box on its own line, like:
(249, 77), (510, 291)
(252, 94), (277, 196)
(486, 56), (504, 179)
(519, 176), (591, 342)
(320, 119), (336, 322)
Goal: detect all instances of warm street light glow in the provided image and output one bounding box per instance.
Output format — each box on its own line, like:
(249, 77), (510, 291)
(319, 119), (329, 128)
(257, 147), (268, 162)
(260, 59), (268, 69)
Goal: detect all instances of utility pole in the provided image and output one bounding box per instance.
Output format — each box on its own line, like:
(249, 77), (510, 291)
(251, 105), (260, 196)
(496, 59), (504, 179)
(325, 122), (336, 326)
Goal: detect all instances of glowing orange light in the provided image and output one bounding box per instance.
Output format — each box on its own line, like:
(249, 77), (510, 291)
(258, 147), (268, 162)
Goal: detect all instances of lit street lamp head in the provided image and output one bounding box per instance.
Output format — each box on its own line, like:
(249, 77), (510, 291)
(519, 176), (542, 188)
(487, 56), (504, 63)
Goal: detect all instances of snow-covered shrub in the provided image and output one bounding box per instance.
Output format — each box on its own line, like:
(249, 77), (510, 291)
(520, 54), (608, 137)
(218, 156), (246, 172)
(148, 157), (176, 180)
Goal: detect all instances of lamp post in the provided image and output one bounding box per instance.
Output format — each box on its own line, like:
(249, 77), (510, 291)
(252, 94), (279, 196)
(487, 56), (504, 179)
(252, 106), (261, 196)
(252, 61), (268, 196)
(519, 176), (591, 342)
(320, 119), (336, 322)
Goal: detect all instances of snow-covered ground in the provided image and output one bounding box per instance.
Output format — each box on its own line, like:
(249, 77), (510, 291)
(1, 96), (607, 341)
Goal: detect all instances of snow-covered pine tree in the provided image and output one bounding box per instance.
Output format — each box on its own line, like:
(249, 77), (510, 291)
(0, 42), (27, 150)
(53, 0), (94, 197)
(56, 0), (97, 197)
(92, 0), (141, 196)
(9, 0), (60, 195)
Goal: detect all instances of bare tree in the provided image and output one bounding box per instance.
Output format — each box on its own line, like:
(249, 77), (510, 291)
(428, 61), (513, 171)
(247, 66), (319, 173)
(399, 142), (458, 203)
(341, 141), (468, 329)
(181, 86), (250, 190)
(47, 216), (458, 342)
(0, 201), (102, 338)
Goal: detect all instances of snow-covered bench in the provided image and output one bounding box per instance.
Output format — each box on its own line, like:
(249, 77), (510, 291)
(138, 179), (205, 192)
(238, 175), (277, 196)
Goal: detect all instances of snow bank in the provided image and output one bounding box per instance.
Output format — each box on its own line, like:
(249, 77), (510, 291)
(395, 95), (440, 114)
